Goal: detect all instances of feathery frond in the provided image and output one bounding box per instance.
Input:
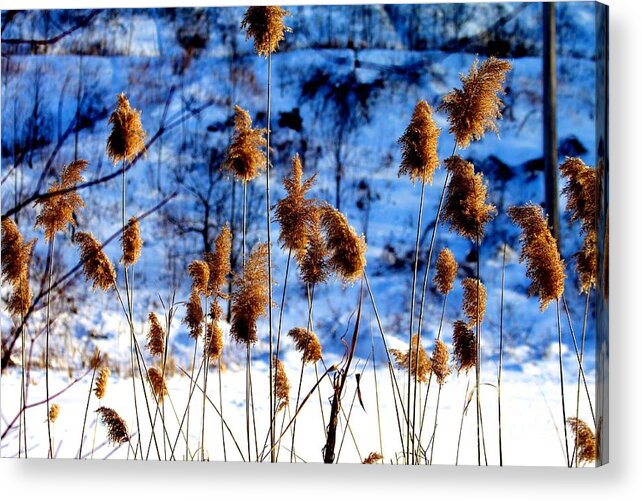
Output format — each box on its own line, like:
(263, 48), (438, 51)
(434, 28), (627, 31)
(398, 100), (441, 184)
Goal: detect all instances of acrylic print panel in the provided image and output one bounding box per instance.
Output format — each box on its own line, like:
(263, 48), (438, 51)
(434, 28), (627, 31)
(0, 2), (608, 466)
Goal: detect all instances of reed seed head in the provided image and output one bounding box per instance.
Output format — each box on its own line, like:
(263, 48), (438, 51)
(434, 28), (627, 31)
(452, 320), (476, 373)
(431, 339), (452, 385)
(94, 366), (110, 400)
(2, 219), (35, 316)
(319, 204), (367, 284)
(206, 320), (224, 362)
(184, 288), (204, 339)
(106, 93), (146, 164)
(508, 204), (565, 310)
(434, 247), (457, 295)
(121, 216), (142, 266)
(461, 277), (487, 327)
(48, 403), (60, 423)
(34, 160), (88, 242)
(390, 334), (432, 384)
(96, 407), (129, 445)
(398, 100), (441, 184)
(188, 260), (210, 297)
(274, 357), (290, 413)
(224, 105), (267, 182)
(147, 367), (168, 403)
(230, 243), (270, 345)
(205, 224), (232, 296)
(298, 208), (330, 286)
(363, 452), (383, 464)
(567, 417), (597, 464)
(575, 229), (597, 293)
(560, 157), (597, 236)
(288, 327), (322, 365)
(73, 232), (117, 291)
(438, 57), (512, 148)
(241, 6), (291, 57)
(146, 312), (165, 358)
(441, 155), (496, 241)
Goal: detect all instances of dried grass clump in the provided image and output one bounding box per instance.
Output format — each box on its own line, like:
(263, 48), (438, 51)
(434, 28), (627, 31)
(274, 154), (317, 255)
(438, 57), (512, 148)
(96, 407), (129, 445)
(184, 289), (204, 339)
(230, 243), (270, 344)
(319, 204), (366, 284)
(298, 209), (329, 286)
(121, 216), (142, 266)
(508, 204), (565, 310)
(461, 277), (487, 327)
(48, 403), (60, 423)
(34, 160), (88, 242)
(73, 232), (116, 291)
(575, 230), (597, 293)
(390, 334), (432, 384)
(567, 417), (597, 464)
(441, 155), (496, 240)
(453, 321), (476, 373)
(146, 312), (165, 358)
(205, 224), (232, 296)
(1, 219), (35, 316)
(363, 452), (384, 464)
(431, 339), (452, 385)
(241, 6), (290, 57)
(434, 248), (457, 295)
(274, 357), (290, 412)
(224, 105), (267, 182)
(398, 100), (441, 184)
(147, 367), (168, 403)
(206, 320), (224, 361)
(188, 260), (210, 297)
(288, 327), (322, 365)
(94, 366), (110, 400)
(106, 93), (146, 164)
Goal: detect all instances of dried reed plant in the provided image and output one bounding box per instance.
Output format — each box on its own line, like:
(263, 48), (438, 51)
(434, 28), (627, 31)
(96, 407), (130, 445)
(106, 93), (146, 164)
(461, 277), (487, 327)
(433, 248), (457, 295)
(441, 155), (496, 241)
(206, 320), (224, 362)
(146, 312), (165, 358)
(188, 260), (210, 297)
(73, 232), (117, 291)
(567, 417), (597, 464)
(391, 334), (432, 384)
(288, 327), (322, 365)
(224, 105), (267, 182)
(363, 452), (384, 464)
(121, 216), (142, 266)
(299, 208), (329, 286)
(398, 100), (441, 184)
(205, 224), (232, 296)
(94, 367), (110, 400)
(430, 339), (452, 385)
(184, 289), (204, 339)
(147, 367), (168, 403)
(453, 321), (476, 373)
(48, 403), (60, 423)
(1, 219), (35, 316)
(438, 57), (512, 149)
(274, 357), (290, 412)
(319, 204), (367, 284)
(507, 204), (565, 310)
(241, 6), (290, 57)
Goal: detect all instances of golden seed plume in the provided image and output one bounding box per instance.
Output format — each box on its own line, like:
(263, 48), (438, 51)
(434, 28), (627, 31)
(567, 417), (597, 464)
(390, 334), (432, 384)
(106, 93), (146, 164)
(452, 320), (476, 373)
(508, 204), (566, 310)
(121, 216), (142, 266)
(89, 348), (102, 370)
(230, 243), (270, 345)
(431, 339), (452, 385)
(298, 208), (329, 286)
(2, 219), (35, 316)
(274, 357), (290, 413)
(188, 260), (210, 297)
(146, 312), (165, 358)
(438, 57), (512, 148)
(48, 403), (60, 423)
(434, 247), (458, 295)
(461, 277), (487, 327)
(94, 366), (110, 400)
(241, 6), (291, 57)
(319, 204), (367, 284)
(205, 224), (232, 296)
(441, 155), (496, 240)
(96, 407), (129, 445)
(575, 229), (597, 293)
(224, 105), (267, 182)
(34, 160), (88, 242)
(274, 154), (318, 255)
(184, 289), (204, 339)
(73, 232), (117, 291)
(206, 320), (224, 362)
(147, 367), (168, 403)
(288, 327), (322, 365)
(363, 452), (384, 464)
(398, 100), (441, 184)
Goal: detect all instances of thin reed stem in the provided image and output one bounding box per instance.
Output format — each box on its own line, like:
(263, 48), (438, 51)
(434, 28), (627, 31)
(218, 356), (227, 461)
(455, 378), (471, 465)
(556, 299), (571, 467)
(371, 321), (384, 463)
(498, 243), (507, 466)
(475, 231), (481, 466)
(574, 289), (591, 467)
(429, 383), (443, 464)
(45, 235), (55, 459)
(200, 297), (209, 461)
(78, 364), (97, 459)
(185, 335), (198, 456)
(19, 310), (28, 458)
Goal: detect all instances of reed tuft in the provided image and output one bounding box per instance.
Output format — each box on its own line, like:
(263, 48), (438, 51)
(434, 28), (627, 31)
(441, 155), (496, 241)
(205, 224), (232, 296)
(206, 320), (224, 362)
(363, 452), (384, 464)
(288, 327), (322, 365)
(146, 312), (165, 358)
(431, 339), (452, 385)
(96, 407), (129, 445)
(94, 366), (110, 400)
(390, 334), (432, 383)
(48, 403), (60, 423)
(567, 417), (597, 464)
(147, 367), (168, 403)
(274, 357), (290, 412)
(73, 232), (117, 291)
(434, 247), (457, 295)
(438, 57), (512, 148)
(184, 289), (204, 339)
(298, 208), (329, 286)
(120, 216), (142, 266)
(241, 6), (290, 57)
(452, 320), (476, 373)
(2, 219), (35, 316)
(398, 100), (440, 184)
(188, 260), (210, 297)
(507, 204), (565, 310)
(461, 277), (487, 327)
(106, 93), (146, 164)
(224, 105), (267, 182)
